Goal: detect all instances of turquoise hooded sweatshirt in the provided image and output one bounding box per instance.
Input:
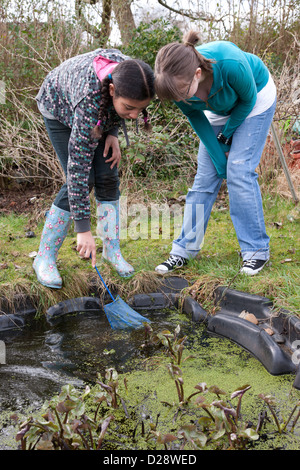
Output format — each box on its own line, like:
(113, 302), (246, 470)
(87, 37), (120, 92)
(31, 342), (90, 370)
(175, 41), (270, 178)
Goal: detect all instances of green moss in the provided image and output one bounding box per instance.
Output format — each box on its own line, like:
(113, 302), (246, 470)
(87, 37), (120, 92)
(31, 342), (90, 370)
(82, 318), (300, 450)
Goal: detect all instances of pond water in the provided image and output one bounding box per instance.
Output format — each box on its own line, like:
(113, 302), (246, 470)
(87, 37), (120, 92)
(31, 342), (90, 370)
(0, 308), (299, 450)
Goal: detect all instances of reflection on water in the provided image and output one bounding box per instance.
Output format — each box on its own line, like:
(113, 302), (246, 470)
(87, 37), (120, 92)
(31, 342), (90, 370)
(0, 309), (180, 416)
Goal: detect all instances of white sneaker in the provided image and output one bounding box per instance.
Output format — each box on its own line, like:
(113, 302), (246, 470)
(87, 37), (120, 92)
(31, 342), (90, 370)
(241, 259), (268, 276)
(155, 255), (188, 273)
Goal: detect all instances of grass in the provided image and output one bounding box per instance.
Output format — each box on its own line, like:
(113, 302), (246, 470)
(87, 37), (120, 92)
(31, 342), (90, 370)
(0, 179), (299, 318)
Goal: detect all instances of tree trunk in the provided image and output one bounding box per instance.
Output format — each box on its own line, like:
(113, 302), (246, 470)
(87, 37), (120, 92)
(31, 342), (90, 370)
(74, 0), (112, 46)
(112, 0), (135, 46)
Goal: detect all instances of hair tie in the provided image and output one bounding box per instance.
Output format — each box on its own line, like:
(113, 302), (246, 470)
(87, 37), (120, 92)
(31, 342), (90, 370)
(97, 120), (102, 127)
(185, 41), (195, 47)
(108, 73), (112, 80)
(143, 116), (148, 123)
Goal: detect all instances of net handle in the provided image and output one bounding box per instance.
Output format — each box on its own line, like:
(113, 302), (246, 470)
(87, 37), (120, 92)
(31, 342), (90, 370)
(92, 258), (115, 302)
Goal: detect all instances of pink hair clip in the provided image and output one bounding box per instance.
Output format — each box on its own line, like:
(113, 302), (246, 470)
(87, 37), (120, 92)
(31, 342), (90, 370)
(97, 120), (102, 126)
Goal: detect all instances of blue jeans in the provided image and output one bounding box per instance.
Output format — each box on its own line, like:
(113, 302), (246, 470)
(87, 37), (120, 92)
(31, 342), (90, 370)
(44, 117), (120, 212)
(171, 99), (276, 262)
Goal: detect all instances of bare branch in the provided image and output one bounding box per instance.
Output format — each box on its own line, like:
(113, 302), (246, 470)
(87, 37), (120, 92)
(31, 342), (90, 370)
(156, 0), (212, 21)
(0, 88), (64, 188)
(0, 41), (51, 73)
(74, 0), (112, 45)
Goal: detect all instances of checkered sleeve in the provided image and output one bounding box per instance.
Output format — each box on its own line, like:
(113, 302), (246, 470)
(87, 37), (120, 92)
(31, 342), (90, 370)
(67, 90), (100, 233)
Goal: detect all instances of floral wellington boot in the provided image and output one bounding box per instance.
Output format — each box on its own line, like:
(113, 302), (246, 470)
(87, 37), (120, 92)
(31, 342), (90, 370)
(96, 199), (134, 277)
(33, 204), (72, 288)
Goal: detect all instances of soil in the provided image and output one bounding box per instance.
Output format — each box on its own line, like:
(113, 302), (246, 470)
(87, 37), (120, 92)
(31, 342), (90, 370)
(0, 186), (55, 216)
(1, 138), (299, 217)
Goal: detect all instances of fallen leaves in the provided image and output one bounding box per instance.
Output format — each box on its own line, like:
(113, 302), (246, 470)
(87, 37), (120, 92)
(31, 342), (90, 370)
(239, 310), (275, 335)
(239, 310), (258, 325)
(263, 328), (274, 336)
(0, 261), (22, 270)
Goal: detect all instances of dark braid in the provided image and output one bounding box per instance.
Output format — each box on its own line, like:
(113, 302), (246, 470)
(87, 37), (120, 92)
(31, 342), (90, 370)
(92, 59), (154, 140)
(135, 60), (152, 133)
(142, 108), (151, 132)
(91, 75), (112, 140)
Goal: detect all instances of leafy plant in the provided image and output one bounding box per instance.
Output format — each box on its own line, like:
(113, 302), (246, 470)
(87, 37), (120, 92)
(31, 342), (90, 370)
(119, 120), (197, 181)
(144, 325), (260, 449)
(258, 394), (300, 434)
(16, 384), (114, 450)
(176, 386), (260, 450)
(95, 367), (129, 415)
(121, 19), (181, 69)
(14, 325), (300, 451)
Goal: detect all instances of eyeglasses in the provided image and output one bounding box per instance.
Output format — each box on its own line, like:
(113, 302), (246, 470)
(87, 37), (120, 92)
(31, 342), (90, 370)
(185, 76), (194, 97)
(175, 75), (195, 101)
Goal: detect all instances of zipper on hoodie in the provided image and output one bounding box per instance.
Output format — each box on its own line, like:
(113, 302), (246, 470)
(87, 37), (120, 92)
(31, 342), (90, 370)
(204, 86), (223, 111)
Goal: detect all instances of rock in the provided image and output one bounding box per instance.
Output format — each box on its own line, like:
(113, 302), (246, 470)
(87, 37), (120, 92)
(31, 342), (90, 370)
(273, 334), (285, 344)
(25, 231), (36, 238)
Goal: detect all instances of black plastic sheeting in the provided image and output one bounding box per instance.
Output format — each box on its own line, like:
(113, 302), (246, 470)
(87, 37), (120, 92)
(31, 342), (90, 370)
(209, 287), (300, 379)
(1, 277), (299, 390)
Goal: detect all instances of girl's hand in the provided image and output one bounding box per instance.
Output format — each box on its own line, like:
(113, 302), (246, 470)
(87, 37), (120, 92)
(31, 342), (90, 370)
(76, 231), (96, 267)
(104, 134), (121, 169)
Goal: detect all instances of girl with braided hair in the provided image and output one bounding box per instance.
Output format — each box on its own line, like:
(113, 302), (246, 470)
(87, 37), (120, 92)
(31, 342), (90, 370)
(34, 49), (154, 288)
(154, 30), (276, 276)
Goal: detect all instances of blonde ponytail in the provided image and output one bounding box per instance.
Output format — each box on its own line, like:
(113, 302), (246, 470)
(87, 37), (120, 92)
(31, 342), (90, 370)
(183, 30), (201, 48)
(155, 30), (213, 101)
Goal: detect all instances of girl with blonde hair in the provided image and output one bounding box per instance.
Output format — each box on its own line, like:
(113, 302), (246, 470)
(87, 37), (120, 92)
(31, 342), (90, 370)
(155, 31), (276, 276)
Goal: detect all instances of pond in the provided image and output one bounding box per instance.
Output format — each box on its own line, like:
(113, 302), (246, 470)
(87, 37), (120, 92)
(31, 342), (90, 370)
(0, 307), (299, 450)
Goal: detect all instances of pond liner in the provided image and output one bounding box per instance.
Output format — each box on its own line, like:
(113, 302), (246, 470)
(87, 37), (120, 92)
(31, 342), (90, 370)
(45, 292), (208, 323)
(208, 287), (300, 389)
(44, 276), (190, 323)
(1, 278), (299, 389)
(46, 297), (102, 323)
(128, 292), (209, 324)
(129, 286), (300, 390)
(0, 295), (36, 333)
(0, 313), (28, 332)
